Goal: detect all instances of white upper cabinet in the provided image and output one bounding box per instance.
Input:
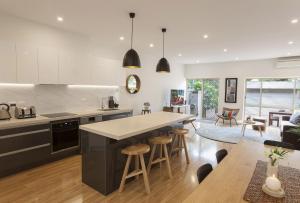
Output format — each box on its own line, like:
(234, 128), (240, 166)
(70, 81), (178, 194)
(0, 41), (17, 83)
(37, 47), (59, 84)
(59, 50), (91, 85)
(90, 57), (124, 86)
(16, 44), (38, 84)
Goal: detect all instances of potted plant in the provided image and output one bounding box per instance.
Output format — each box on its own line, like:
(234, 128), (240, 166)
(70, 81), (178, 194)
(264, 147), (289, 177)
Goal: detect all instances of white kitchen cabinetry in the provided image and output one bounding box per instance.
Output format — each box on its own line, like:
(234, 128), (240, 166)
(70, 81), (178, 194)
(90, 57), (124, 86)
(0, 41), (17, 83)
(59, 51), (91, 85)
(37, 47), (59, 84)
(16, 44), (38, 84)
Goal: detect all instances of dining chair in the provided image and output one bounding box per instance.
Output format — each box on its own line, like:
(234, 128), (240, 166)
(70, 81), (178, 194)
(197, 163), (213, 184)
(264, 140), (296, 150)
(216, 149), (228, 164)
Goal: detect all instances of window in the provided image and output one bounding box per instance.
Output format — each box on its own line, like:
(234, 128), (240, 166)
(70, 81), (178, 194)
(244, 78), (296, 118)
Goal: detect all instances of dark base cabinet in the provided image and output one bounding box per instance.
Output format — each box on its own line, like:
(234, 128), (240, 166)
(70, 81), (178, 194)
(0, 124), (51, 178)
(81, 126), (172, 195)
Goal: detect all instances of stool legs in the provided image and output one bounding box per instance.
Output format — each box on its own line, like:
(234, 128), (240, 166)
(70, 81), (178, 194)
(147, 143), (172, 179)
(181, 135), (190, 164)
(119, 155), (132, 193)
(135, 155), (139, 180)
(139, 154), (150, 194)
(163, 144), (172, 178)
(119, 154), (150, 194)
(170, 133), (190, 164)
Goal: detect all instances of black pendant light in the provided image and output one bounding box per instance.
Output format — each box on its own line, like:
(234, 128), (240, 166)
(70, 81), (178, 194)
(156, 28), (170, 73)
(123, 12), (141, 68)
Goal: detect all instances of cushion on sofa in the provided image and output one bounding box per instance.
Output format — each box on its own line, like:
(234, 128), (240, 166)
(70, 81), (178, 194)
(289, 112), (300, 125)
(281, 120), (297, 132)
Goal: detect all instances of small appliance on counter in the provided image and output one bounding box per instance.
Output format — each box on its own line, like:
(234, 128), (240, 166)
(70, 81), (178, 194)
(15, 106), (36, 119)
(0, 103), (11, 120)
(108, 96), (119, 109)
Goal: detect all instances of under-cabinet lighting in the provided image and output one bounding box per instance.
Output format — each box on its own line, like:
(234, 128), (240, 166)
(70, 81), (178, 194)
(67, 85), (119, 89)
(0, 83), (35, 87)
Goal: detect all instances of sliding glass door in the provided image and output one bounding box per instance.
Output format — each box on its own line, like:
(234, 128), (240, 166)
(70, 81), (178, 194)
(244, 78), (295, 118)
(187, 79), (219, 120)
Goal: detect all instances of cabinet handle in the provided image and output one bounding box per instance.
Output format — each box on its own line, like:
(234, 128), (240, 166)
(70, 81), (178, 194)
(0, 129), (50, 139)
(0, 143), (50, 158)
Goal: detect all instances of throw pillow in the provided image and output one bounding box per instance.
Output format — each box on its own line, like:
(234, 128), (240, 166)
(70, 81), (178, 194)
(289, 112), (300, 124)
(223, 110), (232, 117)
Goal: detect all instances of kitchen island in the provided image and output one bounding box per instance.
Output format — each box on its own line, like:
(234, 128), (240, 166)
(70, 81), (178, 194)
(79, 112), (193, 195)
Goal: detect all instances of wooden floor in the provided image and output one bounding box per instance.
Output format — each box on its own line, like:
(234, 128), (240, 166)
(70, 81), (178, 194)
(0, 125), (233, 203)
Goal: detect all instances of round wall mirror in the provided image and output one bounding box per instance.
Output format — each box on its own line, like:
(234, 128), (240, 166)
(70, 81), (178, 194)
(126, 74), (141, 94)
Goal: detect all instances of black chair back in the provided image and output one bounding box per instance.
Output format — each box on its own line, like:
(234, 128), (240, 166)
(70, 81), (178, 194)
(216, 149), (228, 164)
(197, 163), (213, 184)
(264, 140), (296, 150)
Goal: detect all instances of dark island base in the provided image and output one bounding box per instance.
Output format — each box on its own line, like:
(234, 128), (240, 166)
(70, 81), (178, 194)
(81, 125), (180, 195)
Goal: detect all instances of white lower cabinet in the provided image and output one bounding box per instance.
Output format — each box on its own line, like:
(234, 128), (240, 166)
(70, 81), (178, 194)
(37, 47), (59, 84)
(16, 44), (38, 84)
(0, 41), (17, 83)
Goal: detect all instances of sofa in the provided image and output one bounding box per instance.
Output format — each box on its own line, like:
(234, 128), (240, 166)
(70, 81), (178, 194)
(281, 114), (300, 150)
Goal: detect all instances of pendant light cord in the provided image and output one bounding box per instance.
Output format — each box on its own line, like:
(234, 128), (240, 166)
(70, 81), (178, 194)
(131, 18), (133, 49)
(163, 31), (165, 57)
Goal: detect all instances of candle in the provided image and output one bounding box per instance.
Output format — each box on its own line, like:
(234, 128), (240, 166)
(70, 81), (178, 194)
(265, 175), (281, 191)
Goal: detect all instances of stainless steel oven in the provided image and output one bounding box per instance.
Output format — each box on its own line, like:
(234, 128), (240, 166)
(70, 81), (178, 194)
(51, 119), (79, 153)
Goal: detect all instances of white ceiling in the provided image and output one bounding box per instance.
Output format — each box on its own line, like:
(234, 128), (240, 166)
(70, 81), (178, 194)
(0, 0), (300, 64)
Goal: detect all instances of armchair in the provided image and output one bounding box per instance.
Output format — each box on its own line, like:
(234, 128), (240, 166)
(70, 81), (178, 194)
(215, 107), (239, 127)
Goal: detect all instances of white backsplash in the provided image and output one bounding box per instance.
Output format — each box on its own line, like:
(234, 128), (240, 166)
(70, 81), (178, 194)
(0, 84), (120, 114)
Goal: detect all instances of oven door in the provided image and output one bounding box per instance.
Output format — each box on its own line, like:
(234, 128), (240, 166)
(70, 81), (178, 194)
(51, 120), (79, 153)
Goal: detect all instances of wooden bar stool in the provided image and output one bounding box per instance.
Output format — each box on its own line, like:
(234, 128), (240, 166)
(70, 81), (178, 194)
(170, 128), (190, 164)
(147, 136), (173, 179)
(119, 144), (151, 194)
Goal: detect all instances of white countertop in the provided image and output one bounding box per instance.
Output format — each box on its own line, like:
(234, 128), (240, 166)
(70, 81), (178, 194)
(0, 108), (133, 130)
(79, 112), (193, 140)
(0, 116), (50, 130)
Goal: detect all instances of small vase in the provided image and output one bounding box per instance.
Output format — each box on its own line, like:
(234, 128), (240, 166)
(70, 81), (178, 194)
(267, 161), (279, 177)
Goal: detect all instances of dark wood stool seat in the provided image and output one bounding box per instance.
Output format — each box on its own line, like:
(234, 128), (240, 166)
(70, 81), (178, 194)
(170, 128), (190, 164)
(119, 144), (150, 194)
(147, 136), (173, 178)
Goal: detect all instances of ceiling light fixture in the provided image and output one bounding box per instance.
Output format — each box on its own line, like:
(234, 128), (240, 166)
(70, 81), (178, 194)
(122, 12), (141, 68)
(178, 53), (182, 57)
(288, 41), (294, 45)
(291, 19), (298, 24)
(156, 28), (170, 73)
(57, 16), (64, 22)
(119, 36), (125, 41)
(203, 34), (208, 39)
(149, 43), (154, 48)
(223, 49), (228, 52)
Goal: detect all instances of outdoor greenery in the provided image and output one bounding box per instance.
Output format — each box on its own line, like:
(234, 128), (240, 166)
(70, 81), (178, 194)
(188, 79), (219, 117)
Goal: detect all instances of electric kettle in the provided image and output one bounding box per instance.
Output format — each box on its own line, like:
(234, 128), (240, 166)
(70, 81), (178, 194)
(0, 103), (11, 120)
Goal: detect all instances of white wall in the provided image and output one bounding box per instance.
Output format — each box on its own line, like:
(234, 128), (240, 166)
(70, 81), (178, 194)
(0, 13), (185, 114)
(120, 58), (186, 114)
(185, 59), (300, 119)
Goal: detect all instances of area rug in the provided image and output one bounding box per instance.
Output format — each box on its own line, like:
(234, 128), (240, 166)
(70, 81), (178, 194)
(196, 121), (281, 144)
